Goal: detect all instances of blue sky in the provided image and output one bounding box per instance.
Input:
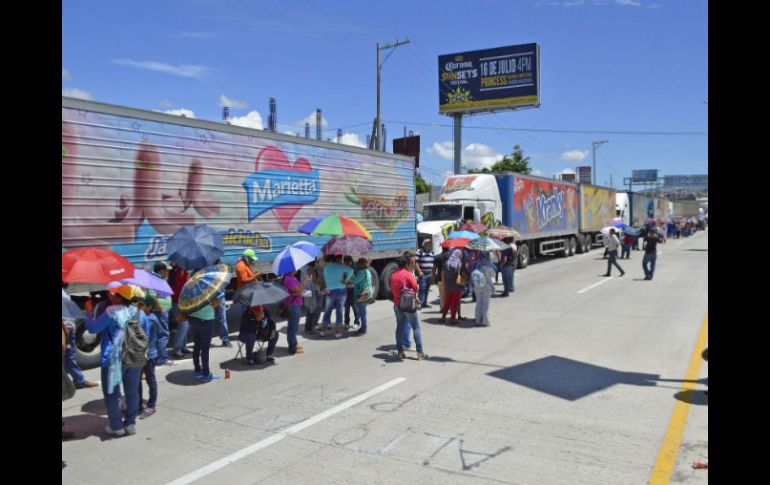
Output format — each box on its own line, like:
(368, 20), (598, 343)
(62, 0), (707, 189)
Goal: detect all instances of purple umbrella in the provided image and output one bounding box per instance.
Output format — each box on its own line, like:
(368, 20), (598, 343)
(115, 269), (174, 296)
(321, 236), (374, 255)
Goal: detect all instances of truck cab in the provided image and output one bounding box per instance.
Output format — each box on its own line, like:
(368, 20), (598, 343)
(417, 174), (502, 255)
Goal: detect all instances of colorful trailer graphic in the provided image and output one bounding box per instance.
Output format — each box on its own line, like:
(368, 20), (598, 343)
(497, 175), (578, 236)
(579, 185), (617, 232)
(62, 99), (416, 269)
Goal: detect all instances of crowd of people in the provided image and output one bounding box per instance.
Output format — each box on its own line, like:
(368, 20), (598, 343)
(62, 237), (523, 439)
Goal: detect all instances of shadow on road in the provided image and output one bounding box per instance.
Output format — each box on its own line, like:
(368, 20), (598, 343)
(674, 389), (708, 405)
(62, 413), (111, 441)
(165, 370), (211, 386)
(81, 399), (107, 416)
(487, 355), (708, 402)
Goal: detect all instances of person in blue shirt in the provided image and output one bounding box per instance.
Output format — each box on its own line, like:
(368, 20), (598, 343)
(137, 296), (160, 418)
(321, 255), (353, 338)
(85, 284), (145, 437)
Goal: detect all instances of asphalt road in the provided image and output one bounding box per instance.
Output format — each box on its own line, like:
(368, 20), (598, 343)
(62, 230), (708, 485)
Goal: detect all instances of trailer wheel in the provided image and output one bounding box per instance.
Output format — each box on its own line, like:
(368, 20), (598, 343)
(568, 237), (577, 256)
(74, 319), (102, 369)
(583, 235), (591, 253)
(517, 243), (529, 269)
(378, 262), (399, 300)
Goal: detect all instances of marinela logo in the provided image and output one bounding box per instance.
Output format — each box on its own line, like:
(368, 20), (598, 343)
(242, 146), (320, 229)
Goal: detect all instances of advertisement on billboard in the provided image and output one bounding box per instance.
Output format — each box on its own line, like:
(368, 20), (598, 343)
(509, 177), (578, 236)
(577, 166), (592, 184)
(632, 169), (658, 183)
(579, 186), (616, 232)
(439, 43), (540, 114)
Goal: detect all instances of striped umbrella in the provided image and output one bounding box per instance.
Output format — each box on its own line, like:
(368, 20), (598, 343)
(297, 214), (372, 239)
(272, 242), (321, 276)
(178, 263), (232, 314)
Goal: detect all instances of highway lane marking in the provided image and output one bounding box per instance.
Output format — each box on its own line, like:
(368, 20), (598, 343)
(164, 377), (407, 485)
(576, 277), (614, 294)
(648, 314), (708, 485)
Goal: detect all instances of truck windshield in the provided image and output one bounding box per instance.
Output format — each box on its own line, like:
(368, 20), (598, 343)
(423, 205), (462, 221)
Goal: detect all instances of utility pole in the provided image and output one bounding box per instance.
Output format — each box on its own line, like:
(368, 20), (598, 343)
(592, 140), (609, 185)
(375, 38), (410, 151)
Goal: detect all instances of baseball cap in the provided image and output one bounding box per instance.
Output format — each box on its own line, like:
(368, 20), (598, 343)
(244, 249), (257, 260)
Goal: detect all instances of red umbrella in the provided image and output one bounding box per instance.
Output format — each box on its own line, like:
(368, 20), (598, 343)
(441, 238), (471, 249)
(458, 222), (487, 234)
(62, 248), (135, 284)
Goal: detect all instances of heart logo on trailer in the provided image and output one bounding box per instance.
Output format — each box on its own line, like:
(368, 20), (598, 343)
(242, 146), (320, 229)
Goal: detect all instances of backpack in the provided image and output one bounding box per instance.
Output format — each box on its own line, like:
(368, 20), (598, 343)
(471, 269), (486, 289)
(398, 288), (418, 313)
(121, 314), (149, 368)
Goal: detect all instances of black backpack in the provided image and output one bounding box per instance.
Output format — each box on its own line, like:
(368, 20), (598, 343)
(122, 313), (149, 368)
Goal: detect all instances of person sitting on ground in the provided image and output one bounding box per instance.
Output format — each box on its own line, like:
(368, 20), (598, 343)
(238, 305), (278, 365)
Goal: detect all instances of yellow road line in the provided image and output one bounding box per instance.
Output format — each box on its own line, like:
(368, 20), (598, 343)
(649, 313), (708, 485)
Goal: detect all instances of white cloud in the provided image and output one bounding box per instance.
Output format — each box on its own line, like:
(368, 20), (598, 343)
(560, 149), (589, 163)
(531, 169), (544, 176)
(428, 141), (503, 171)
(230, 110), (264, 130)
(163, 108), (196, 118)
(332, 133), (366, 148)
(62, 88), (93, 100)
(615, 0), (641, 6)
(62, 68), (71, 80)
(295, 111), (328, 128)
(111, 59), (211, 79)
(218, 95), (248, 110)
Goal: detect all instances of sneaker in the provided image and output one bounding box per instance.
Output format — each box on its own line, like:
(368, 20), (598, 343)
(221, 341), (233, 348)
(319, 331), (326, 337)
(161, 360), (177, 366)
(334, 333), (342, 339)
(105, 425), (126, 437)
(124, 424), (136, 435)
(619, 272), (625, 277)
(416, 352), (429, 360)
(265, 356), (276, 363)
(192, 370), (204, 378)
(396, 351), (406, 360)
(198, 374), (221, 382)
(172, 351), (185, 358)
(245, 359), (257, 366)
(139, 408), (156, 419)
(181, 348), (192, 354)
(75, 381), (99, 389)
(356, 329), (367, 335)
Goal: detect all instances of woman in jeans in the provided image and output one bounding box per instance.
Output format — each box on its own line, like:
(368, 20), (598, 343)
(352, 258), (373, 335)
(283, 270), (307, 354)
(186, 295), (222, 382)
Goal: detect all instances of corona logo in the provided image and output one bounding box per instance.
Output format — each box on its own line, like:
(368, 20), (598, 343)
(454, 55), (464, 62)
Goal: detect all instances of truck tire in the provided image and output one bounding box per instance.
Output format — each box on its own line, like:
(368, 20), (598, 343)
(568, 237), (577, 256)
(378, 261), (400, 300)
(367, 267), (380, 302)
(517, 243), (530, 269)
(559, 239), (569, 257)
(583, 235), (591, 253)
(575, 235), (585, 254)
(74, 319), (102, 369)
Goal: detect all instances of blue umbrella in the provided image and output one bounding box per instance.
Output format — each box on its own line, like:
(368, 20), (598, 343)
(178, 263), (232, 314)
(448, 230), (480, 240)
(166, 225), (224, 271)
(272, 241), (321, 276)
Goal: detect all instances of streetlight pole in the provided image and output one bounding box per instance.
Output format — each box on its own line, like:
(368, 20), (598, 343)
(375, 38), (410, 151)
(592, 140), (609, 185)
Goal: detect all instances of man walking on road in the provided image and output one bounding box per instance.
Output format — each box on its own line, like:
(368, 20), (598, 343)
(416, 240), (435, 309)
(642, 229), (663, 280)
(603, 228), (625, 277)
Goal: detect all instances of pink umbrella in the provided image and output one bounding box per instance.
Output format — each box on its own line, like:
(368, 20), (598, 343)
(321, 236), (374, 255)
(458, 222), (488, 233)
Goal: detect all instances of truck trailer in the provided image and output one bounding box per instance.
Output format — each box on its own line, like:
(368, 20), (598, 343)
(417, 173), (615, 268)
(63, 97), (417, 363)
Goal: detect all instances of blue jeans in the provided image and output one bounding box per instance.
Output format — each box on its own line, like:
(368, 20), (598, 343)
(138, 358), (157, 409)
(621, 243), (631, 259)
(215, 295), (230, 343)
(154, 310), (170, 364)
(643, 253), (657, 278)
(501, 266), (514, 294)
(606, 250), (624, 275)
(322, 288), (347, 328)
(355, 302), (368, 332)
(287, 304), (302, 353)
(189, 317), (214, 375)
(101, 365), (142, 430)
(171, 302), (189, 353)
(418, 275), (432, 307)
(393, 307), (423, 353)
(345, 287), (360, 324)
(64, 328), (86, 385)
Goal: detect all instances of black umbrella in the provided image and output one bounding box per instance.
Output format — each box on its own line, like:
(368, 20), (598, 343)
(232, 281), (289, 307)
(62, 297), (85, 319)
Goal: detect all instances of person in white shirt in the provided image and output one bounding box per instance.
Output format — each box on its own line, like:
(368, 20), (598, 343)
(603, 228), (625, 277)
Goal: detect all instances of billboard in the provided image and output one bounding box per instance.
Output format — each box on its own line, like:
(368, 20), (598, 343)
(632, 169), (658, 183)
(577, 166), (592, 184)
(439, 43), (540, 114)
(392, 135), (420, 167)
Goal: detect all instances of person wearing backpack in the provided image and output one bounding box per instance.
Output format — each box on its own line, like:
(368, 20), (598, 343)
(472, 252), (497, 327)
(390, 253), (427, 361)
(137, 296), (160, 418)
(85, 284), (146, 437)
(353, 258), (374, 335)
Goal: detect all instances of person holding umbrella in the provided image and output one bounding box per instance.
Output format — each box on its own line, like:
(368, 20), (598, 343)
(320, 255), (353, 338)
(85, 284), (146, 437)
